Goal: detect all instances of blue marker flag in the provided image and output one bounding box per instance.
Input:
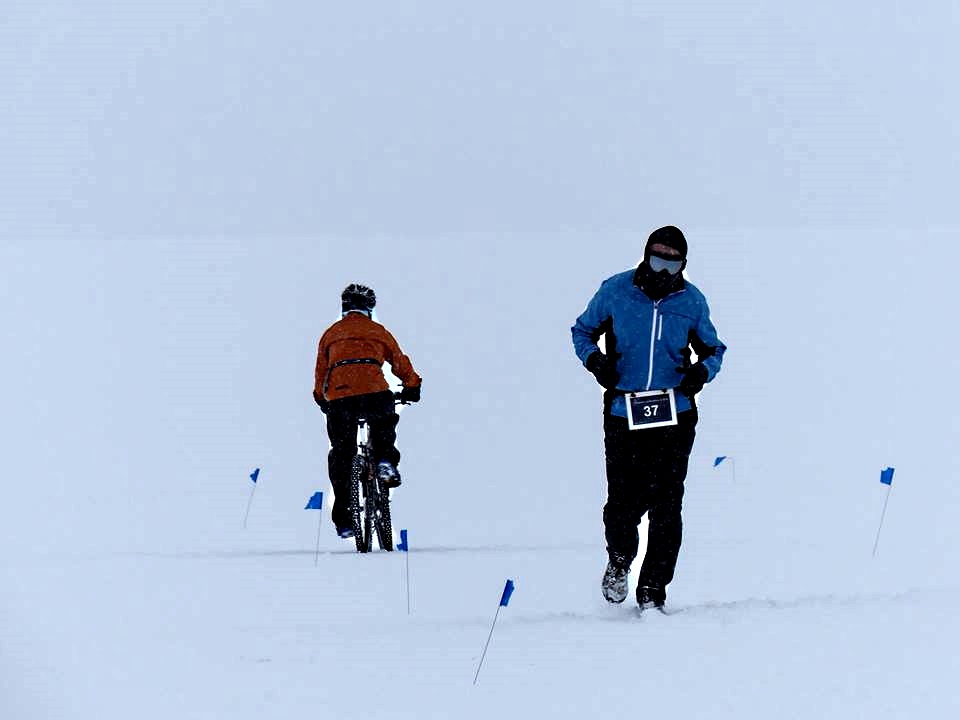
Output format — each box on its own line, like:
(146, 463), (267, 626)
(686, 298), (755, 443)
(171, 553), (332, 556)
(397, 529), (409, 552)
(250, 468), (260, 484)
(305, 491), (323, 510)
(714, 456), (727, 467)
(499, 579), (515, 607)
(880, 467), (895, 486)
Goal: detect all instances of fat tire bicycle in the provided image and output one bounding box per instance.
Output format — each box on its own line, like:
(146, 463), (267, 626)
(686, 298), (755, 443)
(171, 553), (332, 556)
(350, 393), (409, 553)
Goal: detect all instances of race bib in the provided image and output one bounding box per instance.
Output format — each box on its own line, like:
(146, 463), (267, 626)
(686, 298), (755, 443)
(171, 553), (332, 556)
(625, 389), (678, 430)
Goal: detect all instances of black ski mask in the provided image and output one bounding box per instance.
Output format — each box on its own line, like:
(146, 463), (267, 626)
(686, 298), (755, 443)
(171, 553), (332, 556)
(633, 226), (688, 300)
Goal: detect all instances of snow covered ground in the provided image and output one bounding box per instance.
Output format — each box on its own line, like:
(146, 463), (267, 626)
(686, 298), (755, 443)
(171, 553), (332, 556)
(5, 532), (959, 718)
(3, 230), (960, 718)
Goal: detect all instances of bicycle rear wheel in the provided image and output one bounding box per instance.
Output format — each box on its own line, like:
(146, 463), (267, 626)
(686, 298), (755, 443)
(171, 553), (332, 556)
(349, 455), (367, 553)
(375, 485), (393, 551)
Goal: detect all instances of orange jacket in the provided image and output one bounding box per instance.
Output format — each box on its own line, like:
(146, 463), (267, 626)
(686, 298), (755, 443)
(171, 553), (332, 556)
(315, 312), (421, 402)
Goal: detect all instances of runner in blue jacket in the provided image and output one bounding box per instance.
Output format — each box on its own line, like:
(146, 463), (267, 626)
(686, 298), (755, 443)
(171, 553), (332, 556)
(572, 226), (726, 611)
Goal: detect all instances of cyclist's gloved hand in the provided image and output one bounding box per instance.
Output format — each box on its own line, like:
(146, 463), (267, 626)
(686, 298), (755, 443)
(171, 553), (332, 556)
(313, 390), (330, 413)
(400, 384), (421, 403)
(675, 362), (708, 397)
(586, 351), (620, 390)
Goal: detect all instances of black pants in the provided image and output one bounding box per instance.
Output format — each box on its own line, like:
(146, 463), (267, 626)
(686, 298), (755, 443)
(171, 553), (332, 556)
(602, 408), (697, 589)
(325, 391), (400, 530)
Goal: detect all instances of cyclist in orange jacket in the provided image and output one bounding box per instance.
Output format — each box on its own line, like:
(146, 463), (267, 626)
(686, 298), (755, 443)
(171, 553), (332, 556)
(314, 284), (422, 538)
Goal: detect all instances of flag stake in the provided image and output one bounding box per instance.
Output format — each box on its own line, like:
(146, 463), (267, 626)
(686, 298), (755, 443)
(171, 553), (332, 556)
(398, 529), (411, 614)
(405, 549), (411, 614)
(872, 485), (892, 557)
(474, 607), (503, 685)
(243, 486), (256, 528)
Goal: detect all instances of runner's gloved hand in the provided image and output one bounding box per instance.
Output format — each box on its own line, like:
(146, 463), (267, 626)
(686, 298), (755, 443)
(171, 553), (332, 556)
(313, 390), (329, 413)
(675, 362), (708, 397)
(586, 351), (620, 390)
(400, 384), (421, 403)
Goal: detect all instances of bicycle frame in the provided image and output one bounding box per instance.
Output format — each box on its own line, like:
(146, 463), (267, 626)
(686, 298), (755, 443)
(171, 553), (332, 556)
(355, 418), (371, 461)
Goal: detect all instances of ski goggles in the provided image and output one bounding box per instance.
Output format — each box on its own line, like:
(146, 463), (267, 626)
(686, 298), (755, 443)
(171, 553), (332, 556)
(648, 254), (684, 275)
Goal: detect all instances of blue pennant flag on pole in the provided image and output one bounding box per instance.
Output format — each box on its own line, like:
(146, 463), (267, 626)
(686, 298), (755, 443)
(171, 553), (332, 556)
(873, 467), (896, 557)
(243, 468), (260, 528)
(307, 490), (325, 566)
(499, 579), (515, 607)
(397, 529), (409, 552)
(475, 579), (517, 684)
(713, 456), (727, 467)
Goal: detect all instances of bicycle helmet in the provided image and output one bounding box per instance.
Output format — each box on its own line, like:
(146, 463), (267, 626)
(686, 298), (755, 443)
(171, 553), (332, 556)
(341, 283), (376, 314)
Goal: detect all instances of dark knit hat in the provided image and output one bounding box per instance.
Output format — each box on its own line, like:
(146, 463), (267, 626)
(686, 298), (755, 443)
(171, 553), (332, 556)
(645, 225), (688, 259)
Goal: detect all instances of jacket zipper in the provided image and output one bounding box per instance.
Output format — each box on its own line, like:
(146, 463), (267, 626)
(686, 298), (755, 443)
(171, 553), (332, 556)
(646, 301), (660, 390)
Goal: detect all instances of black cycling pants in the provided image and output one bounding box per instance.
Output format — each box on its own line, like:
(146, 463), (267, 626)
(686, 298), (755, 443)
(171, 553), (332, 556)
(325, 391), (400, 529)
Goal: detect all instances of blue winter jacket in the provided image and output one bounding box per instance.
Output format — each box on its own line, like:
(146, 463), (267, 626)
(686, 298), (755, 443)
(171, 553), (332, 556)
(572, 269), (726, 418)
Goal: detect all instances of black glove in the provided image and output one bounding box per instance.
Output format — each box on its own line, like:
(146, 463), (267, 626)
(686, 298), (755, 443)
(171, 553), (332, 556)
(400, 384), (421, 403)
(676, 362), (709, 397)
(313, 390), (329, 413)
(585, 351), (620, 390)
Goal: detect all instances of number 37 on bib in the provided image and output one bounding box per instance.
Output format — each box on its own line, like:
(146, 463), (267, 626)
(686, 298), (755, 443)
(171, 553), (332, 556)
(625, 389), (678, 430)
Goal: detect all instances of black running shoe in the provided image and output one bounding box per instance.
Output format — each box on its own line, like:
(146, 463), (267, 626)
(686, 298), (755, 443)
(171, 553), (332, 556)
(637, 585), (666, 611)
(601, 562), (629, 604)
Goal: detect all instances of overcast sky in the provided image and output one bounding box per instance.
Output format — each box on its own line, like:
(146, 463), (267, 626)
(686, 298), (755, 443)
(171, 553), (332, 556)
(2, 1), (958, 237)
